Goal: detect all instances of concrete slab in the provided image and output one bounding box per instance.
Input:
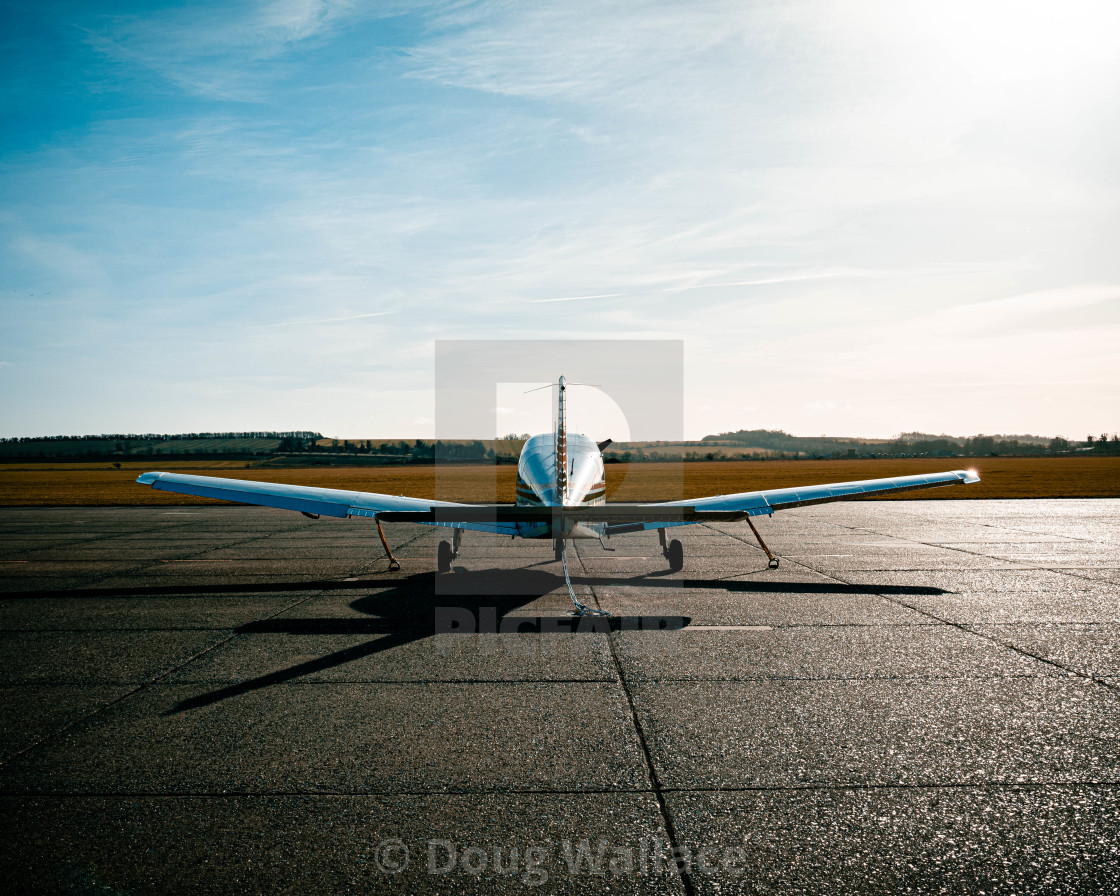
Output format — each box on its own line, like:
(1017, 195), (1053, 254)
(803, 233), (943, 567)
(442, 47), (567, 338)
(587, 590), (922, 626)
(613, 625), (1047, 680)
(0, 685), (131, 763)
(902, 591), (1120, 625)
(0, 594), (315, 631)
(0, 681), (648, 794)
(667, 787), (1120, 896)
(631, 677), (1120, 789)
(163, 631), (618, 683)
(0, 631), (229, 684)
(971, 623), (1120, 679)
(0, 793), (684, 895)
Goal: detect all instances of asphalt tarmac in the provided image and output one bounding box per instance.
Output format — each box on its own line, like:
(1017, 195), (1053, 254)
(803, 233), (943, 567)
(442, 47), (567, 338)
(1, 500), (1118, 894)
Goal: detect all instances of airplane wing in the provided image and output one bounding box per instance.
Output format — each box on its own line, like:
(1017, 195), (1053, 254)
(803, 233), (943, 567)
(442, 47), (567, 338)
(598, 468), (981, 533)
(134, 472), (520, 535)
(137, 467), (979, 535)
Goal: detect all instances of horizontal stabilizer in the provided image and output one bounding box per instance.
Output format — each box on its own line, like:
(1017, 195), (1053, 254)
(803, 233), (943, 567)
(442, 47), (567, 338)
(375, 504), (752, 524)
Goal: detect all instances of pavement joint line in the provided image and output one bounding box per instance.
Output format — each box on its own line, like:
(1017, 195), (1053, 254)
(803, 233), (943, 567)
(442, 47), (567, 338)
(0, 673), (1067, 687)
(555, 673), (1066, 682)
(786, 550), (1120, 699)
(10, 512), (318, 556)
(0, 517), (209, 556)
(0, 621), (997, 632)
(0, 678), (623, 686)
(0, 788), (663, 798)
(169, 679), (620, 685)
(699, 516), (1120, 695)
(947, 625), (1120, 696)
(1, 521), (317, 596)
(830, 520), (1118, 587)
(1035, 567), (1120, 588)
(701, 521), (910, 617)
(813, 521), (1044, 570)
(816, 525), (1120, 694)
(6, 780), (1120, 798)
(573, 541), (697, 896)
(972, 518), (1117, 549)
(658, 780), (1120, 792)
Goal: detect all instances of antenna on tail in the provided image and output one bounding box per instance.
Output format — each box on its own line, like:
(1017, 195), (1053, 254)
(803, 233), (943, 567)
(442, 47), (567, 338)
(556, 376), (567, 503)
(522, 377), (601, 506)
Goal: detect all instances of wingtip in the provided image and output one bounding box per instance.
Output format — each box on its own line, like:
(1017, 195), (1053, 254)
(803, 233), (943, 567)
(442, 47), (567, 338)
(960, 469), (981, 484)
(136, 472), (165, 485)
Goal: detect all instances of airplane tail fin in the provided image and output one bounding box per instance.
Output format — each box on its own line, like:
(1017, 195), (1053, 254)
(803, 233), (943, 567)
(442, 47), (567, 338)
(556, 375), (567, 502)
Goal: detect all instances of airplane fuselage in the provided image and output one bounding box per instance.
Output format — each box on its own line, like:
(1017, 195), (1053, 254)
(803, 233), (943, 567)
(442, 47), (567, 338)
(512, 375), (607, 539)
(515, 432), (606, 539)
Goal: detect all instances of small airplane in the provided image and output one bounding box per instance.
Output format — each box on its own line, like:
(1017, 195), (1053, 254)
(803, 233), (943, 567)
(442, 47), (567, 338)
(136, 377), (979, 615)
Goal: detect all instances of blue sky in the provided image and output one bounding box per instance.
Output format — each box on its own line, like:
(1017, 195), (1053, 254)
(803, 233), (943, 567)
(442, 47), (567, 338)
(2, 0), (1118, 439)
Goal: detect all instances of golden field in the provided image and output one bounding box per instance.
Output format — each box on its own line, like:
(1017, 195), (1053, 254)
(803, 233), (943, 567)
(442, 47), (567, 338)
(0, 457), (1117, 506)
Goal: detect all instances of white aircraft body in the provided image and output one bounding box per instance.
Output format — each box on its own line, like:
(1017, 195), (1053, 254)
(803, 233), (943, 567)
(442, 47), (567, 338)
(137, 377), (980, 615)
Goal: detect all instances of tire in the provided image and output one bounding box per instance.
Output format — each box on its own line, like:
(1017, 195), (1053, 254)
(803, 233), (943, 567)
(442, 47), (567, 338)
(667, 538), (683, 572)
(437, 540), (453, 573)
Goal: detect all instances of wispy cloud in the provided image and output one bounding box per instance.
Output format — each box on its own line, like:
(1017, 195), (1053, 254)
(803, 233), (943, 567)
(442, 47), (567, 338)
(409, 2), (756, 109)
(258, 311), (397, 328)
(530, 293), (622, 303)
(80, 0), (368, 101)
(665, 271), (868, 292)
(948, 284), (1120, 325)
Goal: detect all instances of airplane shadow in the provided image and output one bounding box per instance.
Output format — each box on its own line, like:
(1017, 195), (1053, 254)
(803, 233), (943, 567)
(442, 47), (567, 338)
(1, 572), (948, 601)
(0, 567), (949, 714)
(167, 568), (696, 714)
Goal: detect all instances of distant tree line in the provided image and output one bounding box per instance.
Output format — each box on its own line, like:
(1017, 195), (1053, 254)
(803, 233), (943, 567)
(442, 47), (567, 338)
(0, 431), (322, 443)
(700, 428), (1119, 458)
(308, 439), (501, 462)
(1081, 433), (1120, 455)
(1, 429), (1116, 463)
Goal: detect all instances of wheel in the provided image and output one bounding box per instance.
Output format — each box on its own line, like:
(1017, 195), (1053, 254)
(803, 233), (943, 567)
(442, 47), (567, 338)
(437, 540), (453, 573)
(667, 538), (683, 572)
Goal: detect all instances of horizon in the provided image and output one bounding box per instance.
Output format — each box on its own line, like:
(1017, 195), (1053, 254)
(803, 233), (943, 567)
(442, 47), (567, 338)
(2, 1), (1118, 439)
(0, 426), (1097, 445)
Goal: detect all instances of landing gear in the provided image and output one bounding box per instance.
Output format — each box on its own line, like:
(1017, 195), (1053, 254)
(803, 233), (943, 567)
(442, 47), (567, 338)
(437, 528), (463, 574)
(746, 515), (779, 569)
(375, 518), (401, 571)
(658, 529), (684, 572)
(667, 538), (683, 572)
